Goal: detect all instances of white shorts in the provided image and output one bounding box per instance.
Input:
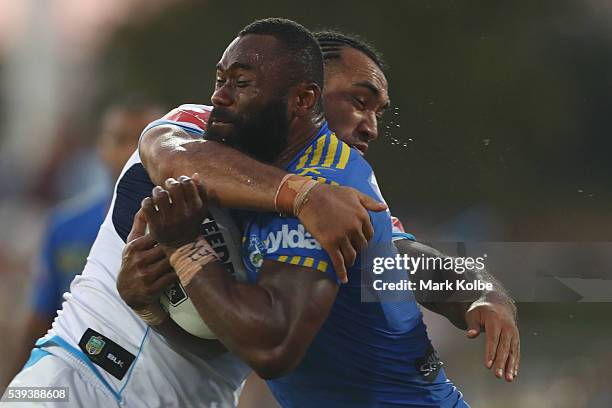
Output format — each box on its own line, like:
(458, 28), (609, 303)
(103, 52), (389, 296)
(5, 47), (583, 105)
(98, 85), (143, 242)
(3, 348), (119, 407)
(4, 343), (243, 408)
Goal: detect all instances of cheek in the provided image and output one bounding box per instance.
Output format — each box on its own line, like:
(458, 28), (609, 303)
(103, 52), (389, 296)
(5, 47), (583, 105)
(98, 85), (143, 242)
(326, 104), (360, 139)
(234, 91), (262, 121)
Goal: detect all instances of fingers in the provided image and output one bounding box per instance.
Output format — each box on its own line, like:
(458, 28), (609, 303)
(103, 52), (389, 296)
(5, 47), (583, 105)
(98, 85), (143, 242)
(493, 330), (512, 380)
(139, 244), (167, 265)
(124, 209), (157, 253)
(484, 318), (501, 370)
(128, 210), (147, 243)
(141, 197), (157, 225)
(339, 237), (357, 268)
(147, 176), (204, 220)
(152, 185), (171, 215)
(360, 210), (375, 243)
(192, 173), (208, 206)
(150, 270), (179, 294)
(358, 192), (387, 212)
(514, 341), (520, 378)
(505, 336), (520, 382)
(164, 178), (186, 214)
(350, 230), (368, 253)
(124, 232), (157, 254)
(329, 249), (348, 284)
(465, 309), (482, 339)
(179, 176), (203, 213)
(143, 256), (173, 284)
(469, 304), (520, 381)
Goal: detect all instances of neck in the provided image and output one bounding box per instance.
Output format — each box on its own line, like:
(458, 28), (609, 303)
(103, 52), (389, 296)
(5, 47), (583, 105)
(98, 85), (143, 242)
(273, 116), (324, 168)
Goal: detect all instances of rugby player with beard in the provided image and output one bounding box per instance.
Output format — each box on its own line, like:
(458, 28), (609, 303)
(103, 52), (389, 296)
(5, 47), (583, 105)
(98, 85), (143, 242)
(122, 30), (519, 402)
(133, 18), (470, 407)
(4, 20), (386, 408)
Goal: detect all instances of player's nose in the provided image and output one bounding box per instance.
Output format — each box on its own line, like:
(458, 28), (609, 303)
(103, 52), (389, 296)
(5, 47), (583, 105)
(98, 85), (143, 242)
(211, 84), (233, 107)
(357, 111), (378, 142)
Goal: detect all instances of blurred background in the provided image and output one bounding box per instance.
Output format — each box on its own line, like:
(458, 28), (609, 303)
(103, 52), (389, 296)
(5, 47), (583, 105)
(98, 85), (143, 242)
(1, 0), (611, 407)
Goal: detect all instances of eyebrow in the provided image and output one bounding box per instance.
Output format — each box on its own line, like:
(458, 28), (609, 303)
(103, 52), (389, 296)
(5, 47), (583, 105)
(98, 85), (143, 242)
(354, 80), (391, 110)
(215, 62), (255, 71)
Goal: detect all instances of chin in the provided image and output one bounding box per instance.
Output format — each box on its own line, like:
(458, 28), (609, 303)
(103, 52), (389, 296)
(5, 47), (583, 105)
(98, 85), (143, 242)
(206, 124), (235, 143)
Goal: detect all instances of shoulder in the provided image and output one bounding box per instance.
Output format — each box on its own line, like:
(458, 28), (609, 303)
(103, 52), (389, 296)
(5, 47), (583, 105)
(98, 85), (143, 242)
(141, 104), (212, 137)
(289, 131), (374, 193)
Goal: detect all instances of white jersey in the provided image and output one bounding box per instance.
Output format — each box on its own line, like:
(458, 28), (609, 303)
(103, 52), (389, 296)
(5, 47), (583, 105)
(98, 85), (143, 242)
(37, 110), (250, 406)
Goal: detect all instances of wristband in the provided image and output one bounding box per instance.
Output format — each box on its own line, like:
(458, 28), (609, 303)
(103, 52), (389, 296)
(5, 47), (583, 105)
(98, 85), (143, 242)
(134, 302), (168, 327)
(293, 178), (319, 216)
(274, 174), (320, 217)
(169, 235), (221, 287)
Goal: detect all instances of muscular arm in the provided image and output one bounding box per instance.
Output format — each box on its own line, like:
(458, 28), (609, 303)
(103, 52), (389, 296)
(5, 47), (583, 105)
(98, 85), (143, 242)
(139, 125), (387, 282)
(181, 259), (338, 379)
(117, 210), (227, 360)
(135, 177), (338, 378)
(395, 239), (520, 381)
(394, 239), (516, 329)
(139, 175), (339, 379)
(140, 126), (284, 211)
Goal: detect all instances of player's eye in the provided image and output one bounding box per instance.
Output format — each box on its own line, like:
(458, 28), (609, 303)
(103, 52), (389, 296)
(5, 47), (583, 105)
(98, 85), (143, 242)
(352, 96), (367, 110)
(236, 80), (250, 88)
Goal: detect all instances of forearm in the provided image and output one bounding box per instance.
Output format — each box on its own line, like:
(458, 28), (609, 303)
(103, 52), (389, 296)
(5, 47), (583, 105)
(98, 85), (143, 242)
(395, 240), (515, 329)
(140, 126), (285, 211)
(431, 268), (515, 330)
(182, 262), (292, 376)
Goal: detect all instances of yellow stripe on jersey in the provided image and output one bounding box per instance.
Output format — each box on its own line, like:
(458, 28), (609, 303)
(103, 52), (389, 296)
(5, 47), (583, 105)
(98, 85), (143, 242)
(296, 146), (313, 170)
(298, 168), (321, 177)
(289, 256), (301, 265)
(309, 135), (327, 167)
(303, 257), (315, 267)
(336, 141), (351, 169)
(330, 181), (339, 186)
(278, 255), (289, 262)
(316, 260), (329, 273)
(322, 134), (339, 167)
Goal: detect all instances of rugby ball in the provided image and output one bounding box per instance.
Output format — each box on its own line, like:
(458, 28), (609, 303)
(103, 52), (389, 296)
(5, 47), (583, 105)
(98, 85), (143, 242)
(159, 206), (247, 339)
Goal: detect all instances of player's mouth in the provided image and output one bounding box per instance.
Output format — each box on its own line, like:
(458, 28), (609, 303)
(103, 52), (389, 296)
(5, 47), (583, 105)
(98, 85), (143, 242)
(352, 141), (369, 156)
(210, 120), (235, 127)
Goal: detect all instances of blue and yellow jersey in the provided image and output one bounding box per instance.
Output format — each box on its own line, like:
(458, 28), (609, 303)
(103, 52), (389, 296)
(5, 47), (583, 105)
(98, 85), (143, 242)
(242, 121), (390, 283)
(242, 122), (468, 408)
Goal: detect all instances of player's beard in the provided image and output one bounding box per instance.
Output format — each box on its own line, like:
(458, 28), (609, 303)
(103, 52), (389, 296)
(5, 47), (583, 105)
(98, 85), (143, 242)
(208, 98), (289, 164)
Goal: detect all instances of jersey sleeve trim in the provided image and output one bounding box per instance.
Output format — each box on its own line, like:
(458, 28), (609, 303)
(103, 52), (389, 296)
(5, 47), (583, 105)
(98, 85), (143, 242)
(392, 232), (416, 242)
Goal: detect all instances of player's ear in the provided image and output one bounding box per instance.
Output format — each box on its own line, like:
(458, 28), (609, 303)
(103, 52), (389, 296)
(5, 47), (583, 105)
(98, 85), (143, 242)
(291, 83), (321, 117)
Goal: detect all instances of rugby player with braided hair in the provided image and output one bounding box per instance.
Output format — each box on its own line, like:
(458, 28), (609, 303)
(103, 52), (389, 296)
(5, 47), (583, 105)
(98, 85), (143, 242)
(315, 30), (519, 382)
(128, 18), (471, 407)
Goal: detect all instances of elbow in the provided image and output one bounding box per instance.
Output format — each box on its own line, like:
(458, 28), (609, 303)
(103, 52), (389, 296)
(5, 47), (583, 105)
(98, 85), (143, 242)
(248, 345), (303, 380)
(138, 126), (192, 185)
